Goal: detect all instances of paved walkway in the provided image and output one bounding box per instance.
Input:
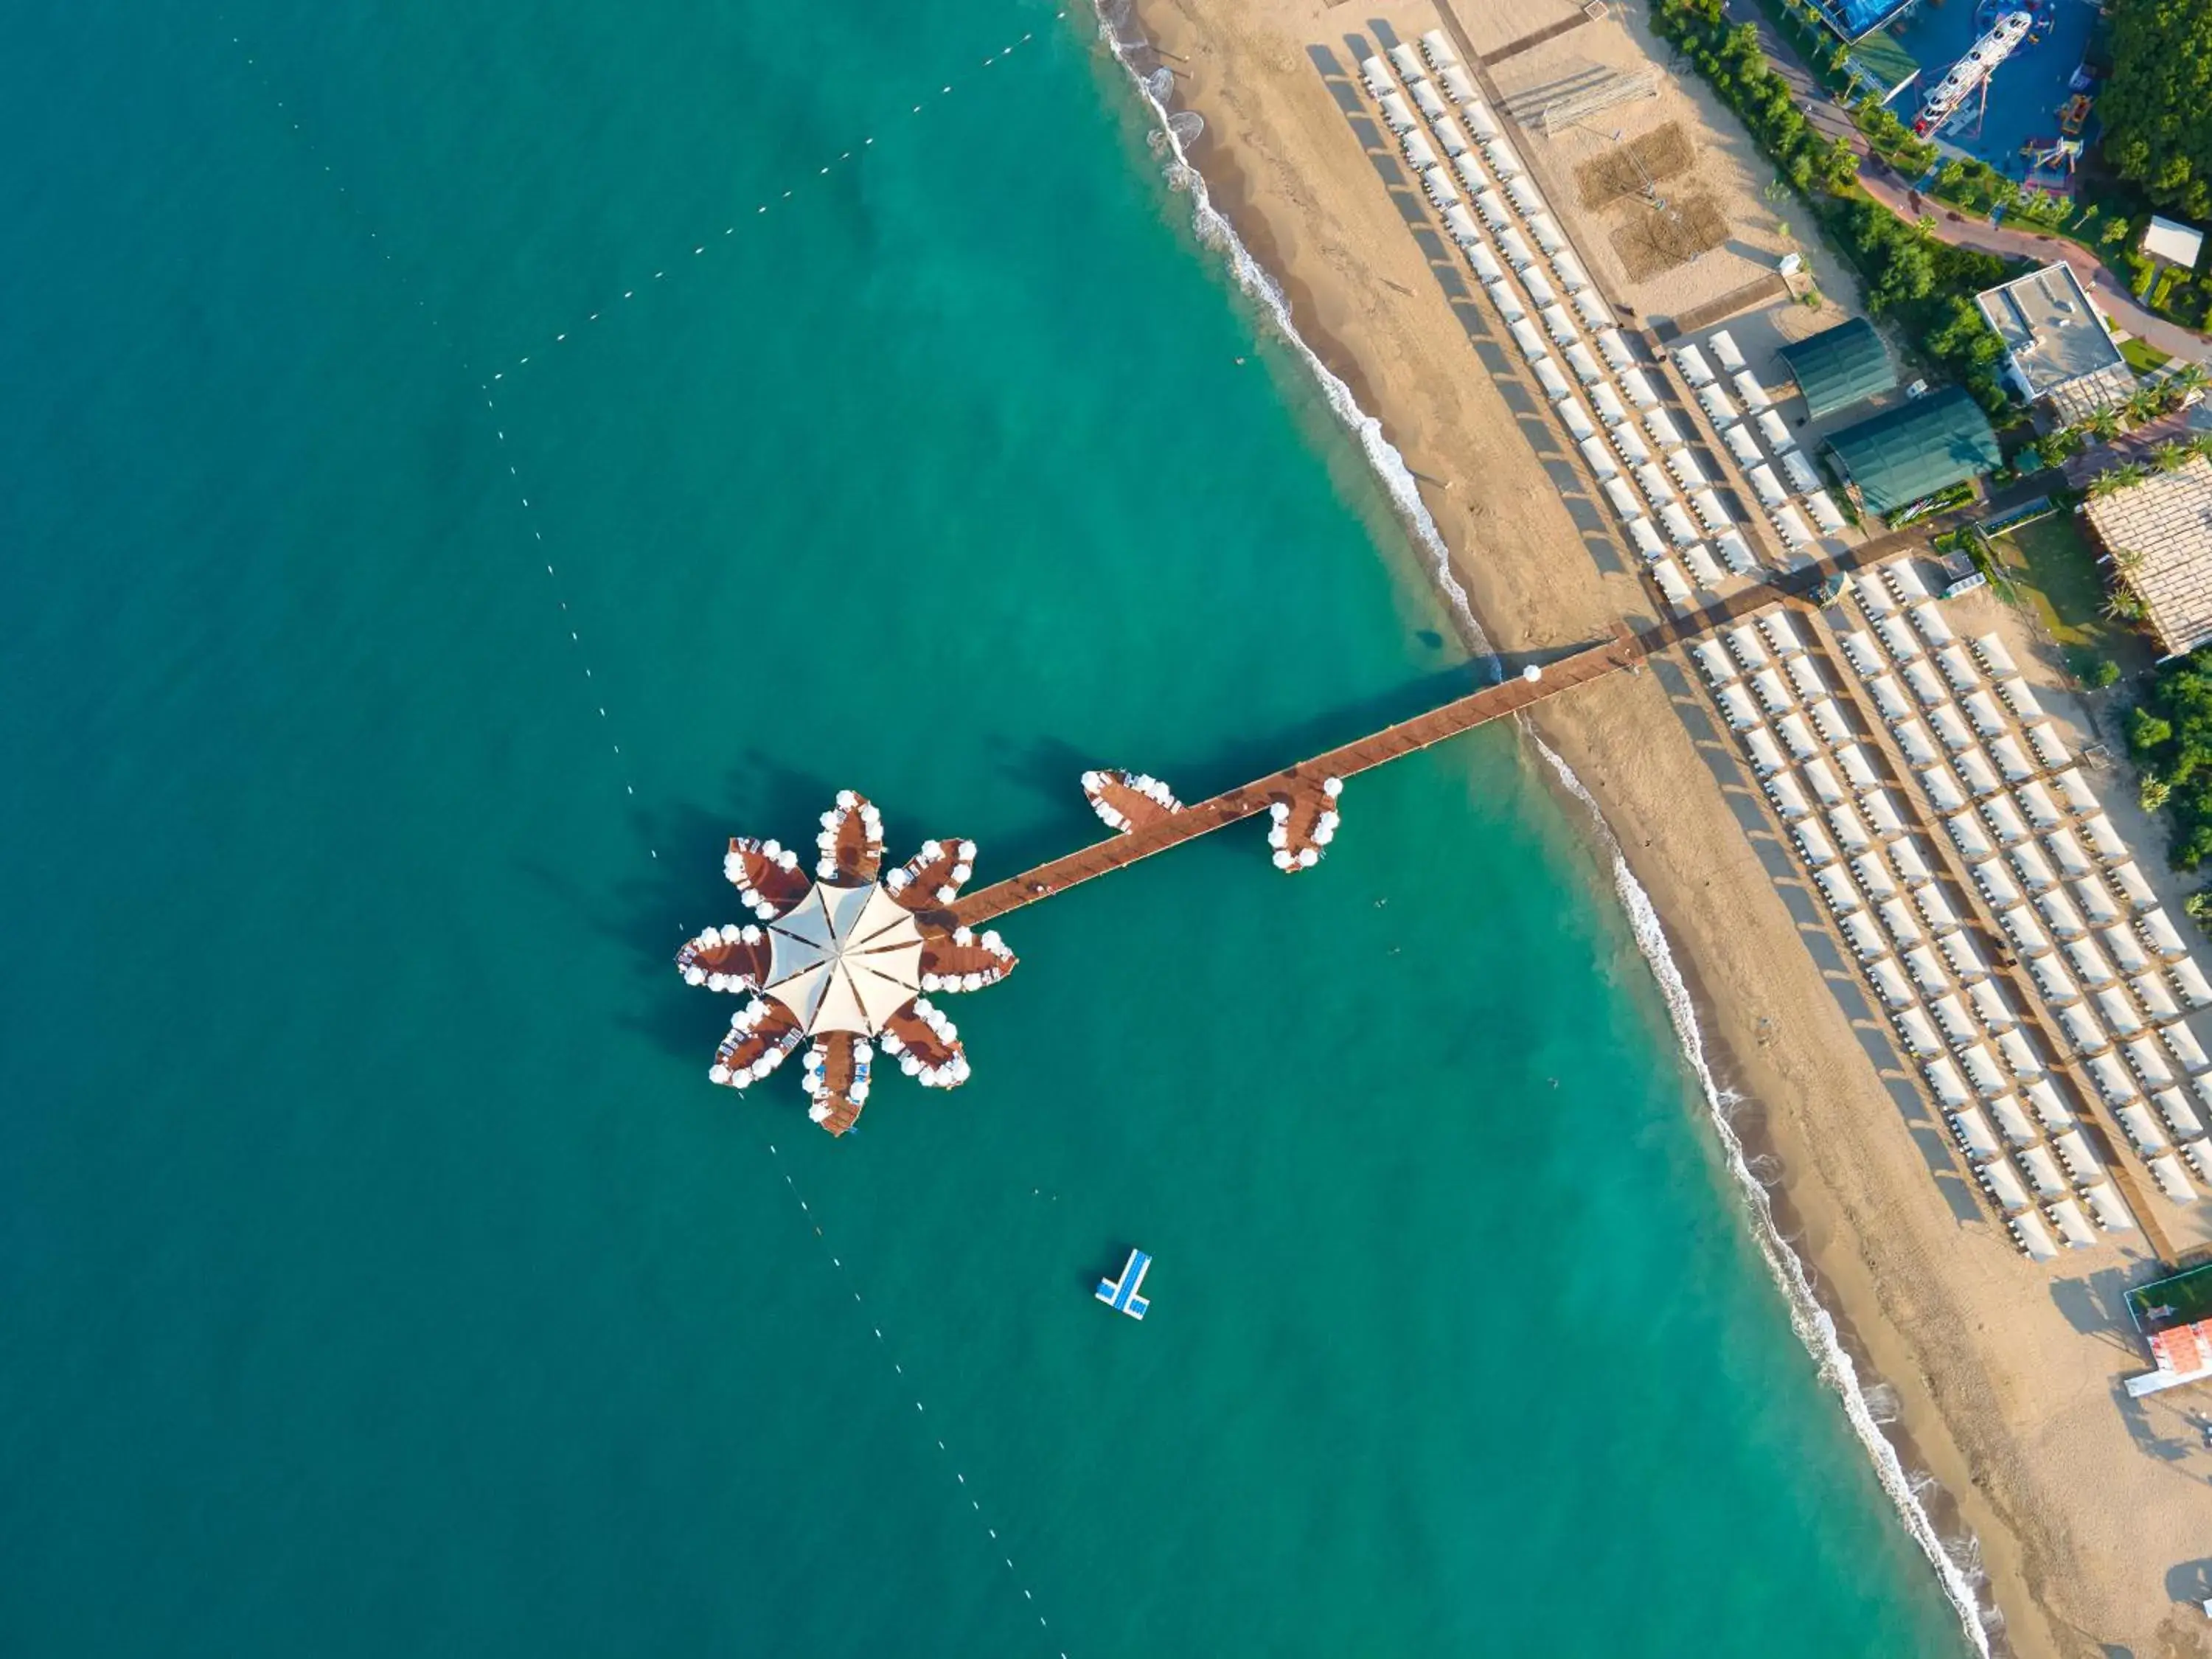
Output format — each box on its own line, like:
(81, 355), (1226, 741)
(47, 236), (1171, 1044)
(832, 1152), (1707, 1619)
(953, 627), (1645, 925)
(1714, 0), (2208, 361)
(1857, 168), (2211, 363)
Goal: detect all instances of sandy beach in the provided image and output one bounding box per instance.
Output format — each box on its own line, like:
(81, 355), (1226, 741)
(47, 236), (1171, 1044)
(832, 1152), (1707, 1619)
(1108, 0), (2212, 1652)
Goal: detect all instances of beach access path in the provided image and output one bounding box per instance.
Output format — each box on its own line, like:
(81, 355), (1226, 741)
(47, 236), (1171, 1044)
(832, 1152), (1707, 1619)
(1860, 169), (2212, 364)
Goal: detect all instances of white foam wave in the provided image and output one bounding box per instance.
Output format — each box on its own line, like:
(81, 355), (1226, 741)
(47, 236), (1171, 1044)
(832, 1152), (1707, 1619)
(1096, 10), (1991, 1646)
(1532, 735), (1993, 1658)
(1093, 10), (1491, 668)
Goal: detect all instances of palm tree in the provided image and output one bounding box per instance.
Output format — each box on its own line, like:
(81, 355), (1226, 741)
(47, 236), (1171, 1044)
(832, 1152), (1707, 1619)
(2084, 405), (2124, 444)
(2170, 361), (2211, 398)
(2154, 438), (2193, 472)
(2090, 463), (2151, 499)
(2102, 580), (2148, 624)
(2124, 384), (2167, 426)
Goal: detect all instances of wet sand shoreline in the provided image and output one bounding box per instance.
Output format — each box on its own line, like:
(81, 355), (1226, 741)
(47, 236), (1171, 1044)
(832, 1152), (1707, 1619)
(1097, 1), (2212, 1653)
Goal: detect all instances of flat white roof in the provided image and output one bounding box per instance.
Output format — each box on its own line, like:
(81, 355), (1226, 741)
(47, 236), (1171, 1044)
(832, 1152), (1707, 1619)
(1973, 263), (2132, 420)
(2145, 215), (2205, 269)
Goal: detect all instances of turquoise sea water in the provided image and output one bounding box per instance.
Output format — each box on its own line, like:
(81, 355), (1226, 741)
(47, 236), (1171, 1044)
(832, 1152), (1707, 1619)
(1, 2), (1969, 1653)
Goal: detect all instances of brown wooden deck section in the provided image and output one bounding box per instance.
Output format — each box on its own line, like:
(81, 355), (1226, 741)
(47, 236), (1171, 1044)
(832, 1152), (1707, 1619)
(951, 625), (1644, 926)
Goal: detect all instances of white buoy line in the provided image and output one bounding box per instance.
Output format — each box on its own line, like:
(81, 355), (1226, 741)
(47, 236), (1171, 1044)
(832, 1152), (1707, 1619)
(484, 18), (1065, 387)
(225, 14), (1078, 1650)
(765, 1138), (1070, 1656)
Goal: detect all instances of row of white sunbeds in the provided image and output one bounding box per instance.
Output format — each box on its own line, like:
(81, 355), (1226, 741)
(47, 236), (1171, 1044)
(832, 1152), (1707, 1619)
(1702, 591), (2209, 1249)
(1357, 36), (1747, 608)
(1677, 327), (1847, 554)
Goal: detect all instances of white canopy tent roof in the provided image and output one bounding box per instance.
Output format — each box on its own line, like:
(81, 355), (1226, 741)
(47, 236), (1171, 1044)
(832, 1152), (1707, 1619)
(762, 882), (924, 1035)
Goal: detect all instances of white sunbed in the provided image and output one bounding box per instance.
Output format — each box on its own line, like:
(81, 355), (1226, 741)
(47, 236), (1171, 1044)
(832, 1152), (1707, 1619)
(1909, 601), (1955, 647)
(1885, 562), (1932, 602)
(1972, 633), (2019, 677)
(2018, 1144), (2067, 1199)
(2151, 1152), (2199, 1204)
(2081, 1180), (2136, 1232)
(1761, 615), (1814, 659)
(2026, 726), (2070, 779)
(2009, 1211), (2059, 1259)
(2158, 1086), (2208, 1138)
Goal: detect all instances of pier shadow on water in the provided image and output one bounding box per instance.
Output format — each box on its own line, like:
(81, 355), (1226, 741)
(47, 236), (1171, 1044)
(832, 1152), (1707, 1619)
(554, 653), (1620, 1067)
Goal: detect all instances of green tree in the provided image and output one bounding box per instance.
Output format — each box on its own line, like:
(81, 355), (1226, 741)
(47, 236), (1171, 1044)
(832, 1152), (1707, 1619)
(2133, 706), (2177, 753)
(2155, 437), (2194, 471)
(2101, 0), (2212, 218)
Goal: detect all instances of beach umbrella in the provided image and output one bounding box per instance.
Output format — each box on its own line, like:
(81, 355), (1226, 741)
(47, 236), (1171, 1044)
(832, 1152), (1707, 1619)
(1273, 849), (1293, 869)
(1324, 777), (1343, 798)
(1298, 848), (1318, 866)
(709, 1065), (731, 1085)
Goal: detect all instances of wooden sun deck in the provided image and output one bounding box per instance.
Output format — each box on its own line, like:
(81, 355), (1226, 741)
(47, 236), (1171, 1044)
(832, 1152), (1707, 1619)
(950, 625), (1644, 926)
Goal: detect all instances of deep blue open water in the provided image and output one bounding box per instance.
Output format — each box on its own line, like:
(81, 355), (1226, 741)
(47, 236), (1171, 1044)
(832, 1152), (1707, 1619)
(0, 2), (1967, 1652)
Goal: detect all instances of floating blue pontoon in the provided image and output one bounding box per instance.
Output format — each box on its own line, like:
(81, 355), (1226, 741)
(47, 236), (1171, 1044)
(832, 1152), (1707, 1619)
(1095, 1248), (1151, 1320)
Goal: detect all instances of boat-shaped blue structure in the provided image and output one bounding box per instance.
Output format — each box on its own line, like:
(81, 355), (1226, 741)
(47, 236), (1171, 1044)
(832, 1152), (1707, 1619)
(1095, 1248), (1151, 1320)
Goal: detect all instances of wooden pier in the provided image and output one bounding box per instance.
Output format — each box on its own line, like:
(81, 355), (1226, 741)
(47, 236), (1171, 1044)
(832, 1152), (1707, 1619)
(950, 625), (1644, 926)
